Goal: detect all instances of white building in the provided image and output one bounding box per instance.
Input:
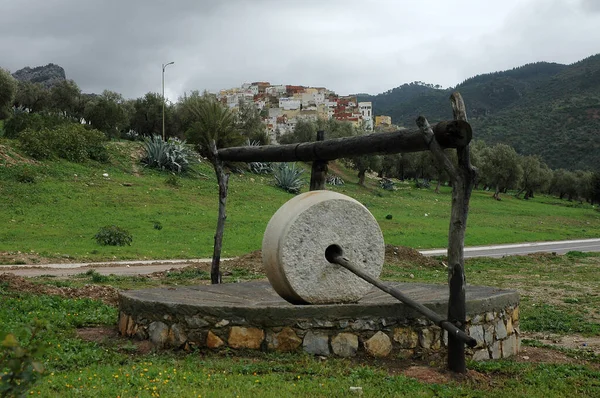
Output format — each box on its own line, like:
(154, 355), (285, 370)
(279, 97), (302, 110)
(359, 102), (373, 130)
(266, 85), (287, 96)
(249, 85), (260, 95)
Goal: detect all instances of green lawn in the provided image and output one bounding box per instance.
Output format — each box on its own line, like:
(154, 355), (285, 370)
(1, 140), (599, 263)
(2, 253), (599, 397)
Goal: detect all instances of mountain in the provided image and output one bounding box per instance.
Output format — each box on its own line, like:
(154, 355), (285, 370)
(358, 55), (600, 171)
(12, 63), (66, 88)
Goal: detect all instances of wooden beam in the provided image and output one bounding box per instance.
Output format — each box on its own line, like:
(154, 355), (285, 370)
(217, 120), (471, 162)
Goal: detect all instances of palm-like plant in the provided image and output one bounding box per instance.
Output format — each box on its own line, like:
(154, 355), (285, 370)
(183, 95), (244, 156)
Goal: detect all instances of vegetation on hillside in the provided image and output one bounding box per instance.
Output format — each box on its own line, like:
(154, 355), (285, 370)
(358, 54), (600, 171)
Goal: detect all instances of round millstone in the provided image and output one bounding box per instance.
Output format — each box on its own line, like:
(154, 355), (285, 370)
(262, 190), (385, 304)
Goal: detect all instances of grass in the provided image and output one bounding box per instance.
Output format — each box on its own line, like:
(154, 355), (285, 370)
(1, 140), (599, 263)
(2, 139), (600, 395)
(2, 252), (600, 397)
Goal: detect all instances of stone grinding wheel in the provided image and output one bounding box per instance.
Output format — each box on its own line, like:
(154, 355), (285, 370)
(262, 190), (385, 304)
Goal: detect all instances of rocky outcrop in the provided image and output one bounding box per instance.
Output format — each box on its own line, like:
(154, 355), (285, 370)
(12, 63), (66, 88)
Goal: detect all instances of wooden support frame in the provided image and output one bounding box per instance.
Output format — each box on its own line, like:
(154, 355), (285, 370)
(309, 130), (328, 191)
(208, 140), (229, 285)
(217, 120), (471, 163)
(207, 93), (476, 373)
(416, 92), (476, 373)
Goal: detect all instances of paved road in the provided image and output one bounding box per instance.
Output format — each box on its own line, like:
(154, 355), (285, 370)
(2, 238), (600, 277)
(419, 238), (600, 258)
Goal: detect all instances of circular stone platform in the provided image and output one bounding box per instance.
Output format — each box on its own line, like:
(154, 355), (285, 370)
(118, 281), (520, 360)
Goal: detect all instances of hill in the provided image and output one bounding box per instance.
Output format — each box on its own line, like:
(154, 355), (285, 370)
(11, 63), (66, 88)
(358, 54), (600, 171)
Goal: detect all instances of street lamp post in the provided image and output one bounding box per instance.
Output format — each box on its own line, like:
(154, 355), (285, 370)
(162, 61), (174, 140)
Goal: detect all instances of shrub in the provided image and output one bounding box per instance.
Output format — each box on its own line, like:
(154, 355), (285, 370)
(12, 164), (39, 183)
(84, 269), (109, 283)
(17, 127), (53, 159)
(18, 124), (108, 162)
(0, 319), (47, 398)
(274, 163), (304, 194)
(3, 112), (67, 139)
(93, 225), (133, 246)
(141, 135), (191, 173)
(82, 128), (110, 162)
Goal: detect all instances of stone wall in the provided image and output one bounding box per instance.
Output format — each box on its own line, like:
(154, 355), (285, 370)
(118, 304), (520, 360)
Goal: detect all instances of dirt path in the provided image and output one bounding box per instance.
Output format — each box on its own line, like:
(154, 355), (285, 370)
(1, 259), (216, 277)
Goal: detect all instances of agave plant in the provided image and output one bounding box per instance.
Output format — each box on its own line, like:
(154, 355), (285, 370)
(274, 163), (305, 194)
(245, 139), (273, 174)
(141, 135), (190, 173)
(326, 175), (345, 186)
(380, 177), (395, 190)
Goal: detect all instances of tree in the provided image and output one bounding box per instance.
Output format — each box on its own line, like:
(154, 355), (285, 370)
(591, 172), (600, 206)
(350, 123), (380, 186)
(174, 90), (209, 135)
(0, 68), (17, 119)
(129, 92), (173, 137)
(14, 81), (50, 113)
(84, 90), (128, 139)
(279, 118), (356, 145)
(478, 143), (523, 200)
(379, 153), (402, 178)
(517, 155), (552, 199)
(183, 96), (244, 156)
(550, 169), (577, 200)
(351, 154), (381, 186)
(279, 119), (315, 144)
(466, 140), (489, 189)
(236, 99), (269, 144)
(50, 79), (81, 119)
(574, 170), (594, 203)
(317, 118), (355, 139)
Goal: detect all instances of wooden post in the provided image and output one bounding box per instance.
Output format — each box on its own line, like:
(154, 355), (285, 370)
(310, 130), (328, 190)
(446, 92), (476, 373)
(209, 140), (229, 284)
(415, 92), (476, 373)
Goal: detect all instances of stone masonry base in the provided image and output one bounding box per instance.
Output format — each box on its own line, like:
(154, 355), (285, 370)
(118, 281), (520, 360)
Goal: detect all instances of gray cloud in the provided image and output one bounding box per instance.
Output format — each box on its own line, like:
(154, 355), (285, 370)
(1, 0), (599, 99)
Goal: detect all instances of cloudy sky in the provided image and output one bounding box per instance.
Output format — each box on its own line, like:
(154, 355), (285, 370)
(1, 0), (599, 100)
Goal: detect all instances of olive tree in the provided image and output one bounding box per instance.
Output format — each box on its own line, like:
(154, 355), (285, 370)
(517, 155), (552, 199)
(50, 79), (81, 119)
(478, 143), (523, 200)
(14, 81), (50, 113)
(0, 68), (17, 119)
(84, 90), (128, 138)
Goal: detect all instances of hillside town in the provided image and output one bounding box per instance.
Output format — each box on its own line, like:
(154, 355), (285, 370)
(216, 82), (393, 143)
